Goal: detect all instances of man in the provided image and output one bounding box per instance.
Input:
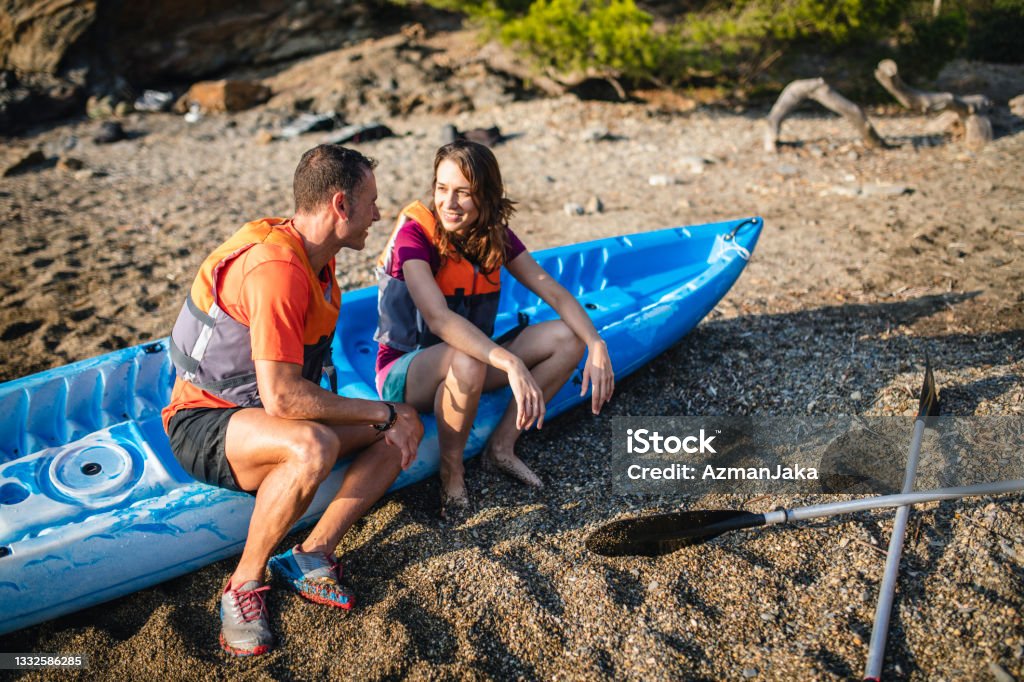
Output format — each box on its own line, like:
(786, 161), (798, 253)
(161, 144), (423, 656)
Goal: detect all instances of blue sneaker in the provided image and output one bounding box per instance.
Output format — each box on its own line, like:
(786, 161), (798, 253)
(219, 581), (273, 656)
(267, 545), (354, 610)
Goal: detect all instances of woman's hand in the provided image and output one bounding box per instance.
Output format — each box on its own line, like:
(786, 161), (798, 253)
(506, 358), (546, 430)
(582, 339), (615, 415)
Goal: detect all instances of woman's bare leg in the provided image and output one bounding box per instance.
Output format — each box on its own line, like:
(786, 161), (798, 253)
(482, 320), (585, 486)
(404, 344), (486, 506)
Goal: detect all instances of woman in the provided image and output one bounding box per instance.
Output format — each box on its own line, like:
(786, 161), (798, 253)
(374, 140), (614, 515)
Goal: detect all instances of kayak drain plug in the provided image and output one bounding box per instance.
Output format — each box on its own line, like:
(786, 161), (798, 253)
(81, 462), (102, 476)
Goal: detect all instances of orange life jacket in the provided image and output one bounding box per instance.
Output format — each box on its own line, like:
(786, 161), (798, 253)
(169, 219), (340, 406)
(374, 201), (502, 352)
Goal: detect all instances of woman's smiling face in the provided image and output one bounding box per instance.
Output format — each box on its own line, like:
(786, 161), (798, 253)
(433, 159), (479, 234)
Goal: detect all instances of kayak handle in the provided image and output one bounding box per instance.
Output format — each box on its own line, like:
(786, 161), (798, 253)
(723, 217), (760, 242)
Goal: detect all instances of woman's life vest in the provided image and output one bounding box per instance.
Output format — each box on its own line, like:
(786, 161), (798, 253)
(374, 201), (502, 352)
(169, 219), (340, 407)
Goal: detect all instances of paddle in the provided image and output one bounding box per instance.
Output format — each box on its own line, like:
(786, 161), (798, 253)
(586, 479), (1024, 558)
(864, 360), (939, 681)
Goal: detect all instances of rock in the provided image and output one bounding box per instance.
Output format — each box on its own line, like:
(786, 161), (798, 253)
(2, 1), (388, 85)
(581, 126), (611, 142)
(400, 22), (426, 42)
(280, 112), (339, 138)
(93, 121), (126, 144)
(1011, 93), (1024, 118)
(850, 390), (862, 401)
(860, 183), (911, 197)
(462, 126), (503, 147)
(56, 157), (84, 173)
(964, 114), (993, 150)
(823, 185), (861, 198)
(584, 196), (604, 214)
(679, 155), (706, 174)
(563, 203), (585, 216)
(649, 175), (679, 186)
(441, 124), (459, 145)
(988, 662), (1014, 682)
(742, 668), (758, 678)
(0, 71), (83, 134)
(439, 124), (504, 148)
(254, 130), (275, 145)
(1, 148), (46, 177)
(134, 90), (174, 113)
(775, 164), (799, 177)
(1, 0), (95, 74)
(935, 60), (1024, 103)
(86, 95), (116, 119)
(175, 80), (271, 114)
(326, 122), (395, 145)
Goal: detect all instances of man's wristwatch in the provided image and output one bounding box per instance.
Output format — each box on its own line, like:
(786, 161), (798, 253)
(373, 402), (398, 432)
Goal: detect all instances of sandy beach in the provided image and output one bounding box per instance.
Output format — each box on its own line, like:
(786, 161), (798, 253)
(1, 29), (1023, 680)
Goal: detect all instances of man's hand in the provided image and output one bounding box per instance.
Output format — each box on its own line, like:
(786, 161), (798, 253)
(384, 403), (423, 470)
(581, 339), (614, 415)
(507, 359), (546, 430)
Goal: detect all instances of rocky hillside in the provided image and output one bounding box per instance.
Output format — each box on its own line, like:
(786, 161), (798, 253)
(0, 0), (430, 132)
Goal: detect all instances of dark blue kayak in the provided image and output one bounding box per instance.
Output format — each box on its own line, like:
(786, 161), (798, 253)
(0, 216), (762, 634)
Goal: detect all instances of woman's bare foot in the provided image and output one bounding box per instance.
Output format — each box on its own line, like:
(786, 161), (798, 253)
(439, 470), (470, 520)
(440, 488), (469, 521)
(482, 445), (543, 488)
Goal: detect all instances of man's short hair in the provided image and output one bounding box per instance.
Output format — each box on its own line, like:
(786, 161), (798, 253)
(293, 144), (377, 214)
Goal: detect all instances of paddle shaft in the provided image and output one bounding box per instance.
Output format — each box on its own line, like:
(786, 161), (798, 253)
(760, 478), (1024, 526)
(864, 417), (926, 680)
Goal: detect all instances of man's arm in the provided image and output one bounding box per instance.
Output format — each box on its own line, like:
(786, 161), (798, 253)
(255, 359), (421, 468)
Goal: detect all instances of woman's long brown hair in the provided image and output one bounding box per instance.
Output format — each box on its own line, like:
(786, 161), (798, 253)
(429, 140), (516, 276)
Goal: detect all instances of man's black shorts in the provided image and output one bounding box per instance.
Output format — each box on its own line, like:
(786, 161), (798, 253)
(167, 406), (249, 493)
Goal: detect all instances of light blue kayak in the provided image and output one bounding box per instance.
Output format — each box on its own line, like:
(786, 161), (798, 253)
(0, 217), (762, 634)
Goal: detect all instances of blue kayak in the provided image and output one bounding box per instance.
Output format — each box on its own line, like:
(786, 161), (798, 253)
(0, 217), (762, 634)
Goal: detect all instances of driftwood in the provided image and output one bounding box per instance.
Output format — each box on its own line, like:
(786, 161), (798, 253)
(764, 78), (886, 152)
(874, 59), (993, 150)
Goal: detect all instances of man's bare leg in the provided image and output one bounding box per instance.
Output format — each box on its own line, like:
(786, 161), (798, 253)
(300, 430), (404, 554)
(222, 410), (400, 588)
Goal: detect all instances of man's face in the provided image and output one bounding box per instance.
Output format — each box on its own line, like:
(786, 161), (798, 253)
(340, 170), (381, 250)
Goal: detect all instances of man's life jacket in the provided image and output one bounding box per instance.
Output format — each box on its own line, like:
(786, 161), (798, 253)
(169, 219), (340, 407)
(374, 201), (501, 352)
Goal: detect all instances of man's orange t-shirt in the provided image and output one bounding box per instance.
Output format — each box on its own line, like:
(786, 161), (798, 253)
(161, 220), (337, 431)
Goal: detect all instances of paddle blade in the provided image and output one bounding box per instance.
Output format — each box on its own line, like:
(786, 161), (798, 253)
(918, 357), (940, 419)
(586, 509), (765, 557)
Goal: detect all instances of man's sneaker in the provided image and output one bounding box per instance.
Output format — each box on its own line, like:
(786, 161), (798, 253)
(219, 581), (273, 656)
(267, 545), (355, 610)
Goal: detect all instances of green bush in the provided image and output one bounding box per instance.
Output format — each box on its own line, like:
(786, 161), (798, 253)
(499, 0), (680, 81)
(680, 0), (905, 81)
(406, 0), (1020, 93)
(964, 0), (1024, 62)
(898, 12), (969, 78)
